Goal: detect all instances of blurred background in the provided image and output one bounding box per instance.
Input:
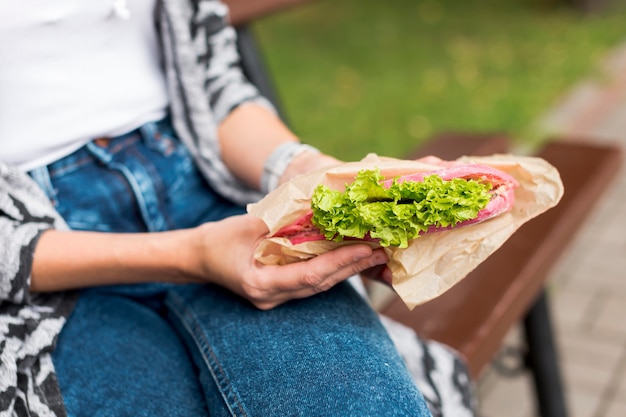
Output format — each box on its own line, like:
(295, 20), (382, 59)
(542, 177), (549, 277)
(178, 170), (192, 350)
(252, 0), (626, 158)
(249, 1), (626, 416)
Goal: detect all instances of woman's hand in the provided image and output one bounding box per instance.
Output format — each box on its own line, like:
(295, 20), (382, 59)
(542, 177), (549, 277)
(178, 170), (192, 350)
(188, 214), (389, 310)
(32, 214), (387, 309)
(360, 263), (393, 287)
(278, 150), (341, 186)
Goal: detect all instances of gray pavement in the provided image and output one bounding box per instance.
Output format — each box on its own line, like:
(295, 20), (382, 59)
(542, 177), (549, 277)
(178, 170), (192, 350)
(476, 41), (626, 417)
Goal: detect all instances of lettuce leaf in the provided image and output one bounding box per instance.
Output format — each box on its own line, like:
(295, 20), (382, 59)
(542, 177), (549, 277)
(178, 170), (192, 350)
(310, 169), (492, 248)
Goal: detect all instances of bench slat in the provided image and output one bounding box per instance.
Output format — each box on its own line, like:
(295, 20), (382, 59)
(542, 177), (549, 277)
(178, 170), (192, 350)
(224, 0), (313, 27)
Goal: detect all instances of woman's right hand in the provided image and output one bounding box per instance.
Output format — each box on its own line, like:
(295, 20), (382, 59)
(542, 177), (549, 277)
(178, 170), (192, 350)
(32, 214), (388, 310)
(186, 214), (389, 310)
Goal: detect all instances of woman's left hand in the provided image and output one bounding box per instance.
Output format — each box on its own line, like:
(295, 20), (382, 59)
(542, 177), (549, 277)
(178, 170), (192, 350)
(278, 150), (341, 186)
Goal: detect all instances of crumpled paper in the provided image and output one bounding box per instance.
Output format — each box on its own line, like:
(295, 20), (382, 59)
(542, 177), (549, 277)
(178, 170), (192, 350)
(247, 153), (564, 309)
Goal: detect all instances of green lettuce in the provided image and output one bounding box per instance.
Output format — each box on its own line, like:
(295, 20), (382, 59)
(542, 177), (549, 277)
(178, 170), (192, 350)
(310, 169), (492, 248)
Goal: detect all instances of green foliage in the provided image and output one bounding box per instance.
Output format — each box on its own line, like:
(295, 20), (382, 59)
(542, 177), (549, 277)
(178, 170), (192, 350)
(253, 0), (626, 160)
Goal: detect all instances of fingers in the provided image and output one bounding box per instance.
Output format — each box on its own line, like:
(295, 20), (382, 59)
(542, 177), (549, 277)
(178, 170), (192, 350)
(249, 245), (388, 309)
(360, 263), (393, 286)
(310, 246), (388, 289)
(415, 155), (443, 164)
(380, 265), (393, 285)
(204, 215), (389, 310)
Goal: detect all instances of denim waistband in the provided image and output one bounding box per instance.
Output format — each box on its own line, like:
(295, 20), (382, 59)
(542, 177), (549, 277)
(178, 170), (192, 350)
(29, 117), (172, 199)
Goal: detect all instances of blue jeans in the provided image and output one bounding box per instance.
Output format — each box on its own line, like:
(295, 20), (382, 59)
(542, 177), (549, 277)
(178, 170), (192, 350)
(30, 118), (432, 417)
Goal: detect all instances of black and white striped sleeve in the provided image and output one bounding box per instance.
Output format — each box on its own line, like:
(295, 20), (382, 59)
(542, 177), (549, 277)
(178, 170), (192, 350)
(0, 164), (65, 304)
(191, 0), (276, 124)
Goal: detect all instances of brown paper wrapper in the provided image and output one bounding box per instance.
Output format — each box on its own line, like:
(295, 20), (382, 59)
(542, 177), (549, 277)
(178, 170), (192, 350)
(247, 153), (564, 309)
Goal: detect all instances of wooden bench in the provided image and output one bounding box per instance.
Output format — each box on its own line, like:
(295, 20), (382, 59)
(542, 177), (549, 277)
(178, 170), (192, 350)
(226, 0), (312, 27)
(222, 2), (624, 415)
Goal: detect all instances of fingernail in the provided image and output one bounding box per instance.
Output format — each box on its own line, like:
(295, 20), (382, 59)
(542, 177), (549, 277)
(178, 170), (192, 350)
(372, 252), (388, 265)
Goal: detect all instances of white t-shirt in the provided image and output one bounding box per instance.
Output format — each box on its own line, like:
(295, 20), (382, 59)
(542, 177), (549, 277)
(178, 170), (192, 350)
(0, 0), (170, 171)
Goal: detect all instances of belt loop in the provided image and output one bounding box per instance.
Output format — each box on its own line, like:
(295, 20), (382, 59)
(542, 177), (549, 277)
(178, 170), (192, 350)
(28, 165), (57, 202)
(139, 120), (159, 146)
(85, 141), (115, 165)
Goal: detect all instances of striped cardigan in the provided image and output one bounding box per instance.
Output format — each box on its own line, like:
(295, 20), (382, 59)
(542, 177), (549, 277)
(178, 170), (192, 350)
(0, 1), (274, 415)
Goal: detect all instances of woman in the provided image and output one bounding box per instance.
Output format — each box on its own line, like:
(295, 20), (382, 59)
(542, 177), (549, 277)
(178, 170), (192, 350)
(0, 1), (472, 416)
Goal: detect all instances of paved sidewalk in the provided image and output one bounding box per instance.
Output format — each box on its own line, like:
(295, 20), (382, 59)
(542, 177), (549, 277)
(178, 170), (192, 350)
(476, 42), (626, 417)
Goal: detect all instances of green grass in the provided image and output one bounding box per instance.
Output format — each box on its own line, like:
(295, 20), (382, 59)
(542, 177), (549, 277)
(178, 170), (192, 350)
(252, 0), (626, 160)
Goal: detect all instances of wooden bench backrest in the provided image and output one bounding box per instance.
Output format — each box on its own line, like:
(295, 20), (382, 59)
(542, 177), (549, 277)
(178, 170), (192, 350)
(224, 0), (313, 27)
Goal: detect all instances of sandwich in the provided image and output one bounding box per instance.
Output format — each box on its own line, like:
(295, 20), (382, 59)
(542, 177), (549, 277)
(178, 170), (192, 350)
(271, 163), (519, 248)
